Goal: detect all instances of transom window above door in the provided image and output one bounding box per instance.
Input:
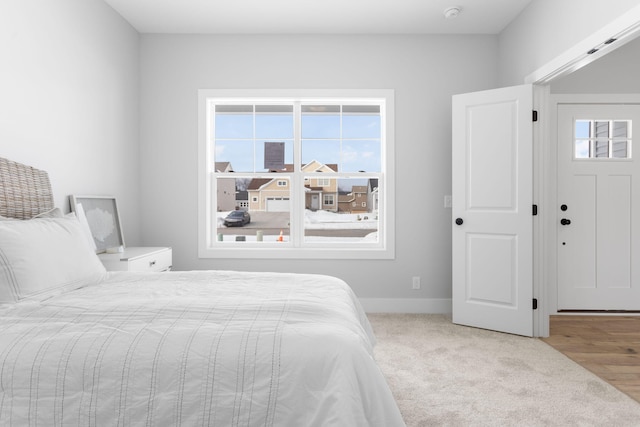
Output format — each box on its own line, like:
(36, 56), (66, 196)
(575, 119), (632, 159)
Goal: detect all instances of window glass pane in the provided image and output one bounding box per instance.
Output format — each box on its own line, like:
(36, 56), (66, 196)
(215, 140), (293, 172)
(215, 140), (255, 172)
(302, 139), (341, 168)
(575, 120), (590, 138)
(215, 177), (290, 243)
(341, 140), (381, 172)
(612, 121), (628, 138)
(342, 107), (381, 139)
(255, 106), (294, 139)
(257, 140), (294, 172)
(215, 106), (253, 139)
(612, 140), (628, 158)
(302, 106), (340, 138)
(576, 120), (591, 138)
(594, 121), (609, 138)
(595, 139), (609, 157)
(304, 177), (379, 243)
(612, 121), (630, 158)
(575, 140), (589, 159)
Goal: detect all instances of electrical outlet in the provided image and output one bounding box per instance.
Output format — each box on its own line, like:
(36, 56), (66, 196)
(412, 276), (421, 290)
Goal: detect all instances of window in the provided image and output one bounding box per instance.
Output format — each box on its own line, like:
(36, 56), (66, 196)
(198, 89), (394, 259)
(575, 119), (632, 159)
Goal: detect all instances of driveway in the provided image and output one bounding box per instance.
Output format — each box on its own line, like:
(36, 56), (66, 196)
(218, 211), (376, 237)
(218, 211), (289, 236)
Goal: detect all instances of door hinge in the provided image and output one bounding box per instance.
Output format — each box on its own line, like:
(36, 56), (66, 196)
(533, 110), (538, 122)
(533, 298), (538, 310)
(532, 204), (538, 216)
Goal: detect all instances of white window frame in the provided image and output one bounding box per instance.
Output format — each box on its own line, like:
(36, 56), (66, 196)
(198, 89), (395, 259)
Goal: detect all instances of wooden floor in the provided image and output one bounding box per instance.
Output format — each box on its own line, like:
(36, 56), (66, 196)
(542, 315), (640, 403)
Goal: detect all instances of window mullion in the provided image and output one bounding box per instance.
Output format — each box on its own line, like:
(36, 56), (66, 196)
(592, 120), (595, 157)
(207, 100), (216, 248)
(609, 121), (614, 158)
(292, 101), (303, 247)
(252, 105), (257, 172)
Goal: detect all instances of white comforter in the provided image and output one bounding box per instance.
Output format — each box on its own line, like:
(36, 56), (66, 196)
(0, 270), (405, 426)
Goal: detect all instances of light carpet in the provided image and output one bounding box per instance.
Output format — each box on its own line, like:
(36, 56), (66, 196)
(368, 313), (640, 427)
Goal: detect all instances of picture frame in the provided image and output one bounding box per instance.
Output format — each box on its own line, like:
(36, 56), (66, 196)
(70, 195), (125, 253)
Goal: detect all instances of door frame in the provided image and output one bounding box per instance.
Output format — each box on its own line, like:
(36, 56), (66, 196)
(542, 94), (640, 322)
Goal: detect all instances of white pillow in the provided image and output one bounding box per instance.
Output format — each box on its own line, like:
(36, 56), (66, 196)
(0, 216), (107, 303)
(35, 207), (97, 251)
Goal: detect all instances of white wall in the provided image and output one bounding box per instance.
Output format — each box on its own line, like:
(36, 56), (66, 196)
(0, 0), (141, 244)
(498, 0), (640, 86)
(139, 34), (498, 305)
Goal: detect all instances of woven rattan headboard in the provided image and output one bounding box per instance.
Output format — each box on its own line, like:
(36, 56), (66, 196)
(0, 157), (54, 219)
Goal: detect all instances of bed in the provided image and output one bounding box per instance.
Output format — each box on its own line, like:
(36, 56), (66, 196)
(0, 157), (405, 426)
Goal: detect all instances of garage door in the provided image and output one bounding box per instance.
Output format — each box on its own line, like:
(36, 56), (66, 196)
(266, 197), (290, 212)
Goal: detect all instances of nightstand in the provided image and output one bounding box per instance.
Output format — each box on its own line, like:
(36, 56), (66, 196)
(98, 247), (172, 272)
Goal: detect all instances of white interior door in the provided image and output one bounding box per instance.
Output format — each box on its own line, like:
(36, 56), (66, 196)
(452, 84), (533, 337)
(557, 104), (640, 310)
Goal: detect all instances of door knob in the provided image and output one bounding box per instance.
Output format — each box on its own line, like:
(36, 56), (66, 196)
(560, 218), (571, 225)
(455, 218), (463, 225)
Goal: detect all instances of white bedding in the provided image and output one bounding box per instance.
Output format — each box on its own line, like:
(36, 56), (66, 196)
(0, 270), (405, 426)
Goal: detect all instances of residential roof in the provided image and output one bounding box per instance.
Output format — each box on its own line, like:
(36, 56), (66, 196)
(247, 178), (273, 190)
(248, 160), (340, 190)
(215, 161), (233, 172)
(269, 162), (338, 173)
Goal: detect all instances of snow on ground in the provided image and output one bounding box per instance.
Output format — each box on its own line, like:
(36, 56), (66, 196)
(303, 210), (377, 229)
(216, 209), (377, 229)
(216, 209), (378, 242)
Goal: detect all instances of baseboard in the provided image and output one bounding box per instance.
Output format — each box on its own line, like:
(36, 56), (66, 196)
(359, 298), (452, 314)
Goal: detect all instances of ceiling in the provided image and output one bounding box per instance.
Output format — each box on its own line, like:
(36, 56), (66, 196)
(102, 0), (533, 35)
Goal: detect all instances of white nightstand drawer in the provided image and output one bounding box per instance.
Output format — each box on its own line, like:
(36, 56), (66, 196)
(127, 248), (172, 272)
(99, 247), (172, 272)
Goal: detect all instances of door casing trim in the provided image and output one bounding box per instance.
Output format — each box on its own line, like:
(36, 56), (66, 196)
(539, 94), (640, 336)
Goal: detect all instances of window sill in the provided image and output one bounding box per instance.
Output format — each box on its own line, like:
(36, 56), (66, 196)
(198, 245), (395, 260)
